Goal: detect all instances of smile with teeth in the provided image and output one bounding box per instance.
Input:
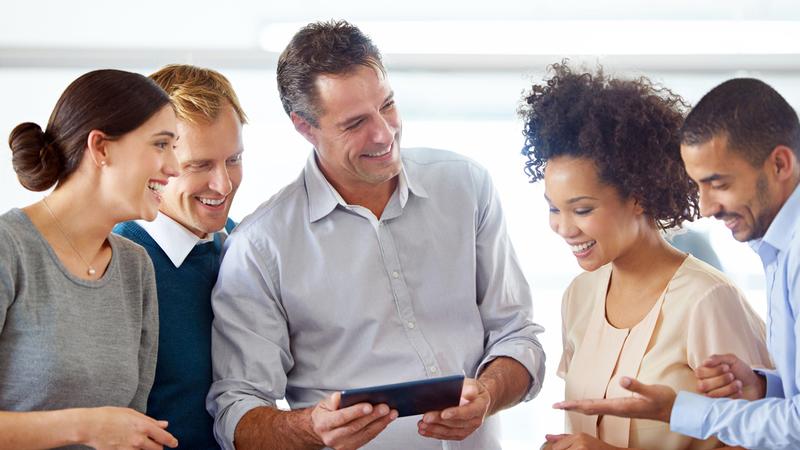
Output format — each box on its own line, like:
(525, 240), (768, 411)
(570, 240), (597, 254)
(198, 197), (225, 206)
(364, 148), (391, 157)
(147, 181), (165, 194)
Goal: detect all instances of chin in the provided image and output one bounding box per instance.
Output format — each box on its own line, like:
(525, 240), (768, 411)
(577, 261), (601, 272)
(141, 209), (158, 222)
(195, 217), (227, 234)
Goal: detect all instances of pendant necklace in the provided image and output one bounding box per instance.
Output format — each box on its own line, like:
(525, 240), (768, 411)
(42, 196), (97, 276)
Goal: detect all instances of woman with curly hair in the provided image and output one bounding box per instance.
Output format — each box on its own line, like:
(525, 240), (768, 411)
(520, 64), (771, 450)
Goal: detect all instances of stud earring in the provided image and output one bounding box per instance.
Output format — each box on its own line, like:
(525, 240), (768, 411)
(100, 160), (107, 166)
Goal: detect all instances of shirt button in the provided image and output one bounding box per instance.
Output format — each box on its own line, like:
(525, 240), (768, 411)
(430, 366), (438, 373)
(392, 271), (400, 279)
(407, 321), (415, 329)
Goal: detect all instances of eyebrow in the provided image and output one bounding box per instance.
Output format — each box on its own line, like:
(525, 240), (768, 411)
(336, 91), (395, 129)
(543, 194), (599, 204)
(698, 174), (727, 183)
(567, 196), (598, 204)
(184, 150), (244, 165)
(152, 131), (176, 138)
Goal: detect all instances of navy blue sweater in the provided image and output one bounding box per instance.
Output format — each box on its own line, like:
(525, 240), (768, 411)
(114, 219), (234, 450)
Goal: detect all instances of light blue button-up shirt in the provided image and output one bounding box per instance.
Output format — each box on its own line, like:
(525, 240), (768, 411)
(671, 183), (800, 449)
(207, 148), (545, 450)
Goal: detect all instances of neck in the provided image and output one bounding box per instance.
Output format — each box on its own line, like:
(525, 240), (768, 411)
(610, 225), (684, 286)
(779, 173), (800, 206)
(36, 181), (116, 253)
(326, 174), (398, 219)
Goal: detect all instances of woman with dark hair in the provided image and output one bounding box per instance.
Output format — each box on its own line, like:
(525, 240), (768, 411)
(520, 64), (771, 450)
(1, 69), (179, 449)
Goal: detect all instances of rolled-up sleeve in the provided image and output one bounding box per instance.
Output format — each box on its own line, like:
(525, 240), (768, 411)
(206, 228), (294, 450)
(471, 165), (546, 401)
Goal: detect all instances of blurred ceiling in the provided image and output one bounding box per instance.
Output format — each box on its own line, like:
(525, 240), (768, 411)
(2, 0), (800, 71)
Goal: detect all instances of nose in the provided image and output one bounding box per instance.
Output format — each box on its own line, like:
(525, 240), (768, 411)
(209, 164), (233, 196)
(371, 114), (395, 147)
(697, 187), (721, 218)
(550, 213), (580, 240)
(163, 148), (179, 178)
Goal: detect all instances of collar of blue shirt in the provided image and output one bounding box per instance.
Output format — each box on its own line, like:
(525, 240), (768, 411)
(136, 212), (225, 268)
(750, 183), (800, 263)
(304, 149), (429, 223)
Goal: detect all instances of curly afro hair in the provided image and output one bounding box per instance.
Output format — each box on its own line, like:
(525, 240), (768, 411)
(519, 62), (699, 230)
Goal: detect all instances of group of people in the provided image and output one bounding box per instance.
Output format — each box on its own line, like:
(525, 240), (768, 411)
(0, 19), (797, 450)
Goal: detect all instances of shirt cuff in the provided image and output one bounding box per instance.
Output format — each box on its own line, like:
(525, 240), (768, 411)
(754, 368), (785, 398)
(215, 397), (272, 450)
(671, 391), (714, 439)
(477, 341), (545, 402)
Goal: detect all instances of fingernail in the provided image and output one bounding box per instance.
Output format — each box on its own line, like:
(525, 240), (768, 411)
(390, 410), (399, 420)
(442, 411), (452, 419)
(420, 422), (427, 429)
(363, 405), (372, 414)
(620, 377), (632, 387)
(378, 405), (389, 415)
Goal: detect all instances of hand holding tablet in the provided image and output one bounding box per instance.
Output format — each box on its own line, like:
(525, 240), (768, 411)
(339, 374), (465, 417)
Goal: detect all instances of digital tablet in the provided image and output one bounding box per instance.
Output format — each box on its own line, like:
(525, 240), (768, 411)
(339, 374), (465, 417)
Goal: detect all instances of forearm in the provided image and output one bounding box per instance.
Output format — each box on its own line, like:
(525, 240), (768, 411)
(0, 409), (85, 449)
(234, 406), (323, 450)
(477, 356), (532, 416)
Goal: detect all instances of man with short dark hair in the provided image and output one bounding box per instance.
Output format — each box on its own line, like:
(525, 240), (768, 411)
(207, 20), (545, 450)
(555, 78), (800, 450)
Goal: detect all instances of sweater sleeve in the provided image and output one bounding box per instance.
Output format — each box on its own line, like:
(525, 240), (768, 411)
(0, 226), (17, 333)
(130, 255), (159, 413)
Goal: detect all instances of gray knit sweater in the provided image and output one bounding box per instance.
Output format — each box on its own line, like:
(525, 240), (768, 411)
(0, 209), (158, 448)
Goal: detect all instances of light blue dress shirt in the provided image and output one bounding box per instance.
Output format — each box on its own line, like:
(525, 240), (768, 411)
(207, 148), (545, 450)
(671, 183), (800, 449)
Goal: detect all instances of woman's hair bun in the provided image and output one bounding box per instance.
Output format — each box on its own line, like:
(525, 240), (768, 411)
(8, 122), (64, 192)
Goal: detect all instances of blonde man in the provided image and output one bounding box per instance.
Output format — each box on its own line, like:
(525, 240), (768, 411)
(114, 64), (247, 450)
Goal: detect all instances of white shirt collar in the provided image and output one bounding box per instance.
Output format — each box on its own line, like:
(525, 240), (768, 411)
(136, 212), (226, 268)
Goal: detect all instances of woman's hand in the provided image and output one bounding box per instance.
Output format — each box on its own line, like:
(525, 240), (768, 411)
(544, 433), (623, 450)
(78, 407), (178, 450)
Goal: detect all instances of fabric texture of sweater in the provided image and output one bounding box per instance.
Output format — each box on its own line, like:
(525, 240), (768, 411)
(0, 208), (159, 450)
(114, 218), (234, 450)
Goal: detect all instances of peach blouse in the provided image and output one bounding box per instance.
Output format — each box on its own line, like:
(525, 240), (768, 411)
(558, 255), (772, 450)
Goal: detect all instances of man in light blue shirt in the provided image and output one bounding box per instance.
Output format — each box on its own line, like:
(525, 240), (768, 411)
(554, 78), (800, 449)
(207, 20), (545, 450)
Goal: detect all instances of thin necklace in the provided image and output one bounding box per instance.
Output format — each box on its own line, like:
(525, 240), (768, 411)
(42, 196), (97, 276)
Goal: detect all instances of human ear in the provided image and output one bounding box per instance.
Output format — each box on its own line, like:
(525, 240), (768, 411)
(290, 112), (318, 148)
(769, 145), (798, 181)
(86, 130), (109, 167)
(630, 196), (645, 216)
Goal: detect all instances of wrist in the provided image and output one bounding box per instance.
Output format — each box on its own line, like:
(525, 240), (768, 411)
(297, 407), (325, 448)
(61, 408), (91, 446)
(755, 372), (767, 398)
(477, 378), (496, 416)
(662, 394), (677, 423)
